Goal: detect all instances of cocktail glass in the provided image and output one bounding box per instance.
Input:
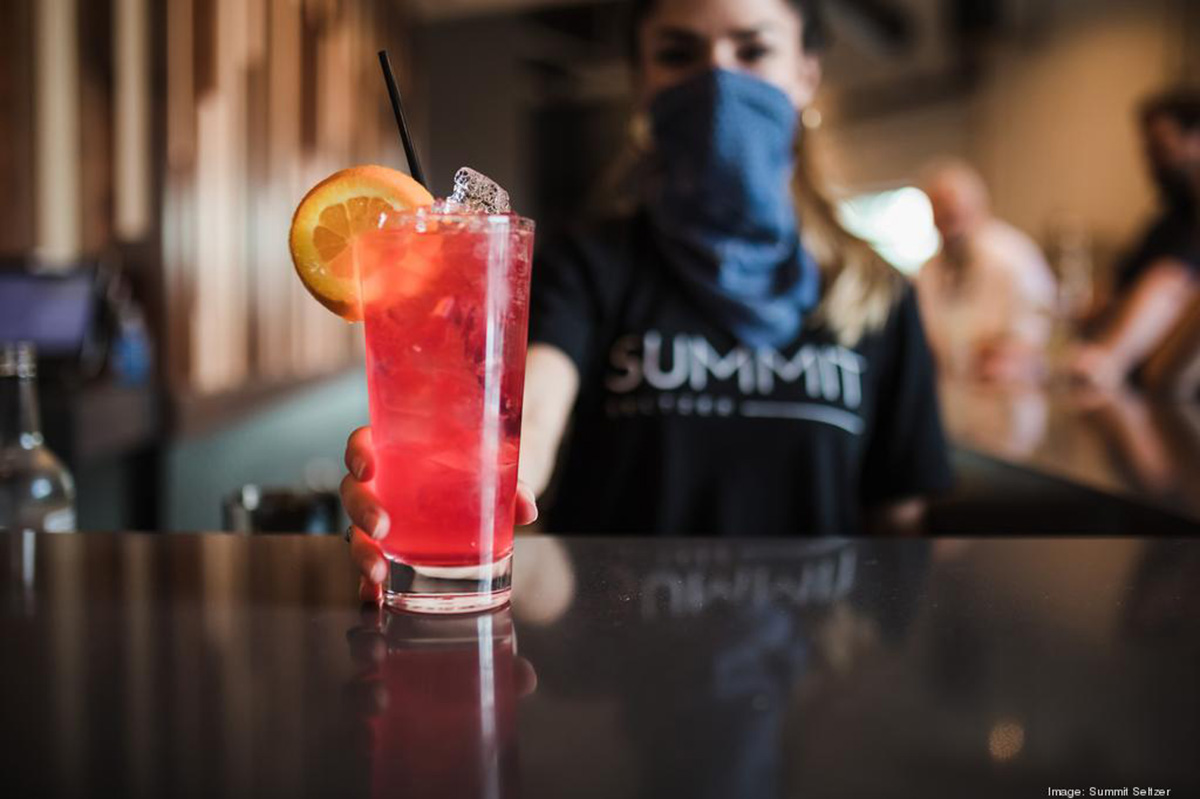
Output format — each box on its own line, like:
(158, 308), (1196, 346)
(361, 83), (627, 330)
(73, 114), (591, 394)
(358, 207), (534, 613)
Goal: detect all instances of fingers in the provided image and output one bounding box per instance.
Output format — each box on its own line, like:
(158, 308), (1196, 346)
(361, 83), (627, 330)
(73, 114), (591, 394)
(515, 481), (539, 526)
(341, 426), (388, 540)
(359, 576), (383, 604)
(344, 428), (384, 605)
(341, 473), (390, 540)
(351, 526), (388, 593)
(345, 426), (376, 482)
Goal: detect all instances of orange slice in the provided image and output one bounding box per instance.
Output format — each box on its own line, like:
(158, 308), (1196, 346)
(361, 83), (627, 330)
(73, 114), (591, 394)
(289, 165), (433, 320)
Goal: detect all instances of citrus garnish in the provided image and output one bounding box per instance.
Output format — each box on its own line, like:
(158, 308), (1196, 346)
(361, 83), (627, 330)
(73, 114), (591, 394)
(289, 165), (433, 320)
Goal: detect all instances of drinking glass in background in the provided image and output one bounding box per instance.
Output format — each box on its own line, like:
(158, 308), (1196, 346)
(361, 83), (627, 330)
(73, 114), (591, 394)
(357, 207), (535, 613)
(222, 485), (342, 534)
(1045, 214), (1097, 376)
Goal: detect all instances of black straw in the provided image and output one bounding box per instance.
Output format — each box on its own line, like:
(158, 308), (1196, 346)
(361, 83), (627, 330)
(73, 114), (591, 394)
(377, 50), (427, 190)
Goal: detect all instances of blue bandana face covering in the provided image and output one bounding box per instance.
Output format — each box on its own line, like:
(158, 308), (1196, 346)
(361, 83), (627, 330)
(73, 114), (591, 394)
(645, 69), (819, 349)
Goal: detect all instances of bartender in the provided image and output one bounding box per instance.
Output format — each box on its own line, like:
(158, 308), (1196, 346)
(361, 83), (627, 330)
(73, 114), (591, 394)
(342, 0), (952, 602)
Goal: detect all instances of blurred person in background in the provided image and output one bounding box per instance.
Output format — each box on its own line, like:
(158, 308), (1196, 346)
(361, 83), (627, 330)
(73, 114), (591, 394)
(915, 160), (1058, 384)
(1069, 90), (1200, 391)
(343, 0), (953, 602)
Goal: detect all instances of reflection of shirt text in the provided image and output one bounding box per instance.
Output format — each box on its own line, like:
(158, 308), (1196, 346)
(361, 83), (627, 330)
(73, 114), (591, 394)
(641, 545), (857, 621)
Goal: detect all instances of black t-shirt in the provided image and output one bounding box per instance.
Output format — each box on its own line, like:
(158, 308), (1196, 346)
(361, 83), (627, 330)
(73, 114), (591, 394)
(529, 212), (952, 536)
(1116, 205), (1200, 289)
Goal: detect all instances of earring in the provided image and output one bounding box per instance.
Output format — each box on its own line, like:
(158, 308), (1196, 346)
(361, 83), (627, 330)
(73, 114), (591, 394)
(628, 112), (652, 152)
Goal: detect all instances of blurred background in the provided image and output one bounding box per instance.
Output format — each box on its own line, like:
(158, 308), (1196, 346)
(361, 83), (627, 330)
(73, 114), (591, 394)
(1, 0), (1198, 532)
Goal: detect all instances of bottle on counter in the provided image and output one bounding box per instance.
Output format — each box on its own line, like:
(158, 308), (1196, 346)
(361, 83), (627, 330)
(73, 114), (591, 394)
(1048, 214), (1095, 322)
(0, 342), (76, 533)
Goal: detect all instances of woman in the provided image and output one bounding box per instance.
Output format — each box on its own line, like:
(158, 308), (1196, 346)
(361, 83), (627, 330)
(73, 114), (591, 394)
(344, 0), (952, 601)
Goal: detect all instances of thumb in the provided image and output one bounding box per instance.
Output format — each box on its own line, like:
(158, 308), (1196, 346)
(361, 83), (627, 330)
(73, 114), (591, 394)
(515, 482), (539, 526)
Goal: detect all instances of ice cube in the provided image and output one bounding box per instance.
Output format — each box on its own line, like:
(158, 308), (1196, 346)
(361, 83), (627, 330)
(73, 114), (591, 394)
(448, 167), (511, 214)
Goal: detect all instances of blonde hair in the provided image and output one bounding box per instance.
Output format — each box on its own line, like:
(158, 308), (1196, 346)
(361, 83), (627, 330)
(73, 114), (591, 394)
(792, 133), (905, 346)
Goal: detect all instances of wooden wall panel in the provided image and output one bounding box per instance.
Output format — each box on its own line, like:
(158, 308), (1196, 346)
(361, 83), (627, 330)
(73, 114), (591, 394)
(161, 0), (411, 395)
(6, 0), (414, 400)
(78, 0), (114, 256)
(164, 0), (198, 387)
(34, 0), (82, 265)
(114, 0), (153, 241)
(0, 0), (36, 255)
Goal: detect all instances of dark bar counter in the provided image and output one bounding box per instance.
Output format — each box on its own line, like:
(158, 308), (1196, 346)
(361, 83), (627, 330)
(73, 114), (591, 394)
(2, 532), (1199, 797)
(938, 381), (1200, 532)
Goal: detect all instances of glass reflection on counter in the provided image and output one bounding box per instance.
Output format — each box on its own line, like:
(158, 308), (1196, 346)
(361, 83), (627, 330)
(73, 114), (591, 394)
(345, 607), (530, 798)
(5, 529), (37, 616)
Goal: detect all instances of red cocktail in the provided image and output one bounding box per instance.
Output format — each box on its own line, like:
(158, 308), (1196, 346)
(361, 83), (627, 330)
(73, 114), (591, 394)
(358, 208), (533, 613)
